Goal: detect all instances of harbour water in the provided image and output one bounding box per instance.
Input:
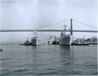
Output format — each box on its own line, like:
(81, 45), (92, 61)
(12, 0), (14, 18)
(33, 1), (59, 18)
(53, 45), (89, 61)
(0, 44), (97, 76)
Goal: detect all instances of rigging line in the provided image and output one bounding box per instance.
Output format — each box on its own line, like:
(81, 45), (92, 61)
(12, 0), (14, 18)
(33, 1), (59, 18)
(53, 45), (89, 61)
(34, 19), (70, 29)
(73, 19), (96, 29)
(73, 19), (97, 29)
(35, 19), (68, 29)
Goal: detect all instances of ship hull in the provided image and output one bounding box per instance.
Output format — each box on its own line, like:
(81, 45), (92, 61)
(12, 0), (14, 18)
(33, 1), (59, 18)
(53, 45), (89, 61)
(31, 37), (40, 46)
(31, 38), (37, 46)
(59, 37), (70, 46)
(59, 34), (71, 46)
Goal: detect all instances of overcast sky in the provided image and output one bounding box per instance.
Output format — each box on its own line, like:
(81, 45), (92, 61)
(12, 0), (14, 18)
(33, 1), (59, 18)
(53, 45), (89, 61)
(0, 0), (97, 43)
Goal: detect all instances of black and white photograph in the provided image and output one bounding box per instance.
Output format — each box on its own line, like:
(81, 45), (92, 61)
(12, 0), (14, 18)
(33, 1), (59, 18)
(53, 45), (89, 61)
(0, 0), (97, 76)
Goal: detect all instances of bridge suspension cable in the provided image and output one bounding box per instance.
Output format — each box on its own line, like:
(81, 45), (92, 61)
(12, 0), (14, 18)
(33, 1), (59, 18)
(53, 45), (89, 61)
(73, 19), (97, 29)
(34, 18), (69, 29)
(0, 18), (97, 33)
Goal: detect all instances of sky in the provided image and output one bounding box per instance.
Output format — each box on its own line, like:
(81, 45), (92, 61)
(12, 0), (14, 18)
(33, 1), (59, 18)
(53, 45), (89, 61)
(0, 0), (97, 43)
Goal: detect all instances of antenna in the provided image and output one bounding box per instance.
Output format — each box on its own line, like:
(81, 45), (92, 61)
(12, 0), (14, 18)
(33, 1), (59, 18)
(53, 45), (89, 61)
(64, 24), (67, 30)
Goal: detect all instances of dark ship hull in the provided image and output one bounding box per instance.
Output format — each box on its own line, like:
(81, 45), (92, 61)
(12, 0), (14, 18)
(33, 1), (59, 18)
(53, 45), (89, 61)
(31, 37), (37, 46)
(59, 34), (71, 46)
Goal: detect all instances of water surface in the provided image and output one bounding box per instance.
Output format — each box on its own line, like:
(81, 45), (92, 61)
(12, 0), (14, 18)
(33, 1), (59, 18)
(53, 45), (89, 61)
(0, 44), (97, 75)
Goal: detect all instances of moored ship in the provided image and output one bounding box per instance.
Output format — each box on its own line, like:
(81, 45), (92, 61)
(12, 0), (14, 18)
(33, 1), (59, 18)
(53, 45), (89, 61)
(59, 32), (71, 45)
(31, 36), (39, 46)
(59, 19), (73, 46)
(30, 32), (40, 46)
(21, 32), (40, 46)
(48, 36), (59, 45)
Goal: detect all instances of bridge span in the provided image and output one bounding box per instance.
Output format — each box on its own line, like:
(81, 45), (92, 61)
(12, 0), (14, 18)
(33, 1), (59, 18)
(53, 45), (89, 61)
(0, 29), (98, 33)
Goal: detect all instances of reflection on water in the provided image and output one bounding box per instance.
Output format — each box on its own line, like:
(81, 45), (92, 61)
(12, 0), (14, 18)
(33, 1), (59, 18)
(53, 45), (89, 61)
(59, 46), (71, 65)
(59, 46), (73, 74)
(0, 45), (97, 75)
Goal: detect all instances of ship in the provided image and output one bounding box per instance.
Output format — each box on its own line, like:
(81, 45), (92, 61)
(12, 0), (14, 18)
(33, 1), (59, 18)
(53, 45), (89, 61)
(59, 32), (71, 46)
(59, 19), (73, 46)
(23, 37), (31, 45)
(85, 37), (98, 45)
(52, 36), (59, 45)
(71, 38), (89, 45)
(48, 36), (59, 45)
(21, 32), (40, 46)
(30, 32), (40, 46)
(31, 36), (38, 46)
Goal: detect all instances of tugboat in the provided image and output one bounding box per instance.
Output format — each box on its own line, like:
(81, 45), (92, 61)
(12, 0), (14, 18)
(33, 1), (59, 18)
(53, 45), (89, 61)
(20, 37), (31, 46)
(52, 36), (59, 45)
(23, 40), (31, 46)
(48, 35), (59, 45)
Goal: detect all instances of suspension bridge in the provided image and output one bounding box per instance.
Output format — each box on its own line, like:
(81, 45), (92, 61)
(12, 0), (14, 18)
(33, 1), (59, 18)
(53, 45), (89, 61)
(0, 18), (97, 33)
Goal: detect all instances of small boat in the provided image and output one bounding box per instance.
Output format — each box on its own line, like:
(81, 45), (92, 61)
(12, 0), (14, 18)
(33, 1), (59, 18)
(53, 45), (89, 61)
(52, 36), (59, 45)
(0, 49), (3, 52)
(48, 36), (59, 45)
(20, 40), (31, 46)
(52, 41), (59, 45)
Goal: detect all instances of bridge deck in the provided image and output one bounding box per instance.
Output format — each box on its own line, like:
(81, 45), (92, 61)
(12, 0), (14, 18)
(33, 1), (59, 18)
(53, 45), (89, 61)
(0, 29), (98, 33)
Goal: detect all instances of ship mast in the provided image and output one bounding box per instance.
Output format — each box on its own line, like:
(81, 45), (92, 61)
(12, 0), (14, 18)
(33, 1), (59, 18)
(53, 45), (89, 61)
(64, 25), (67, 34)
